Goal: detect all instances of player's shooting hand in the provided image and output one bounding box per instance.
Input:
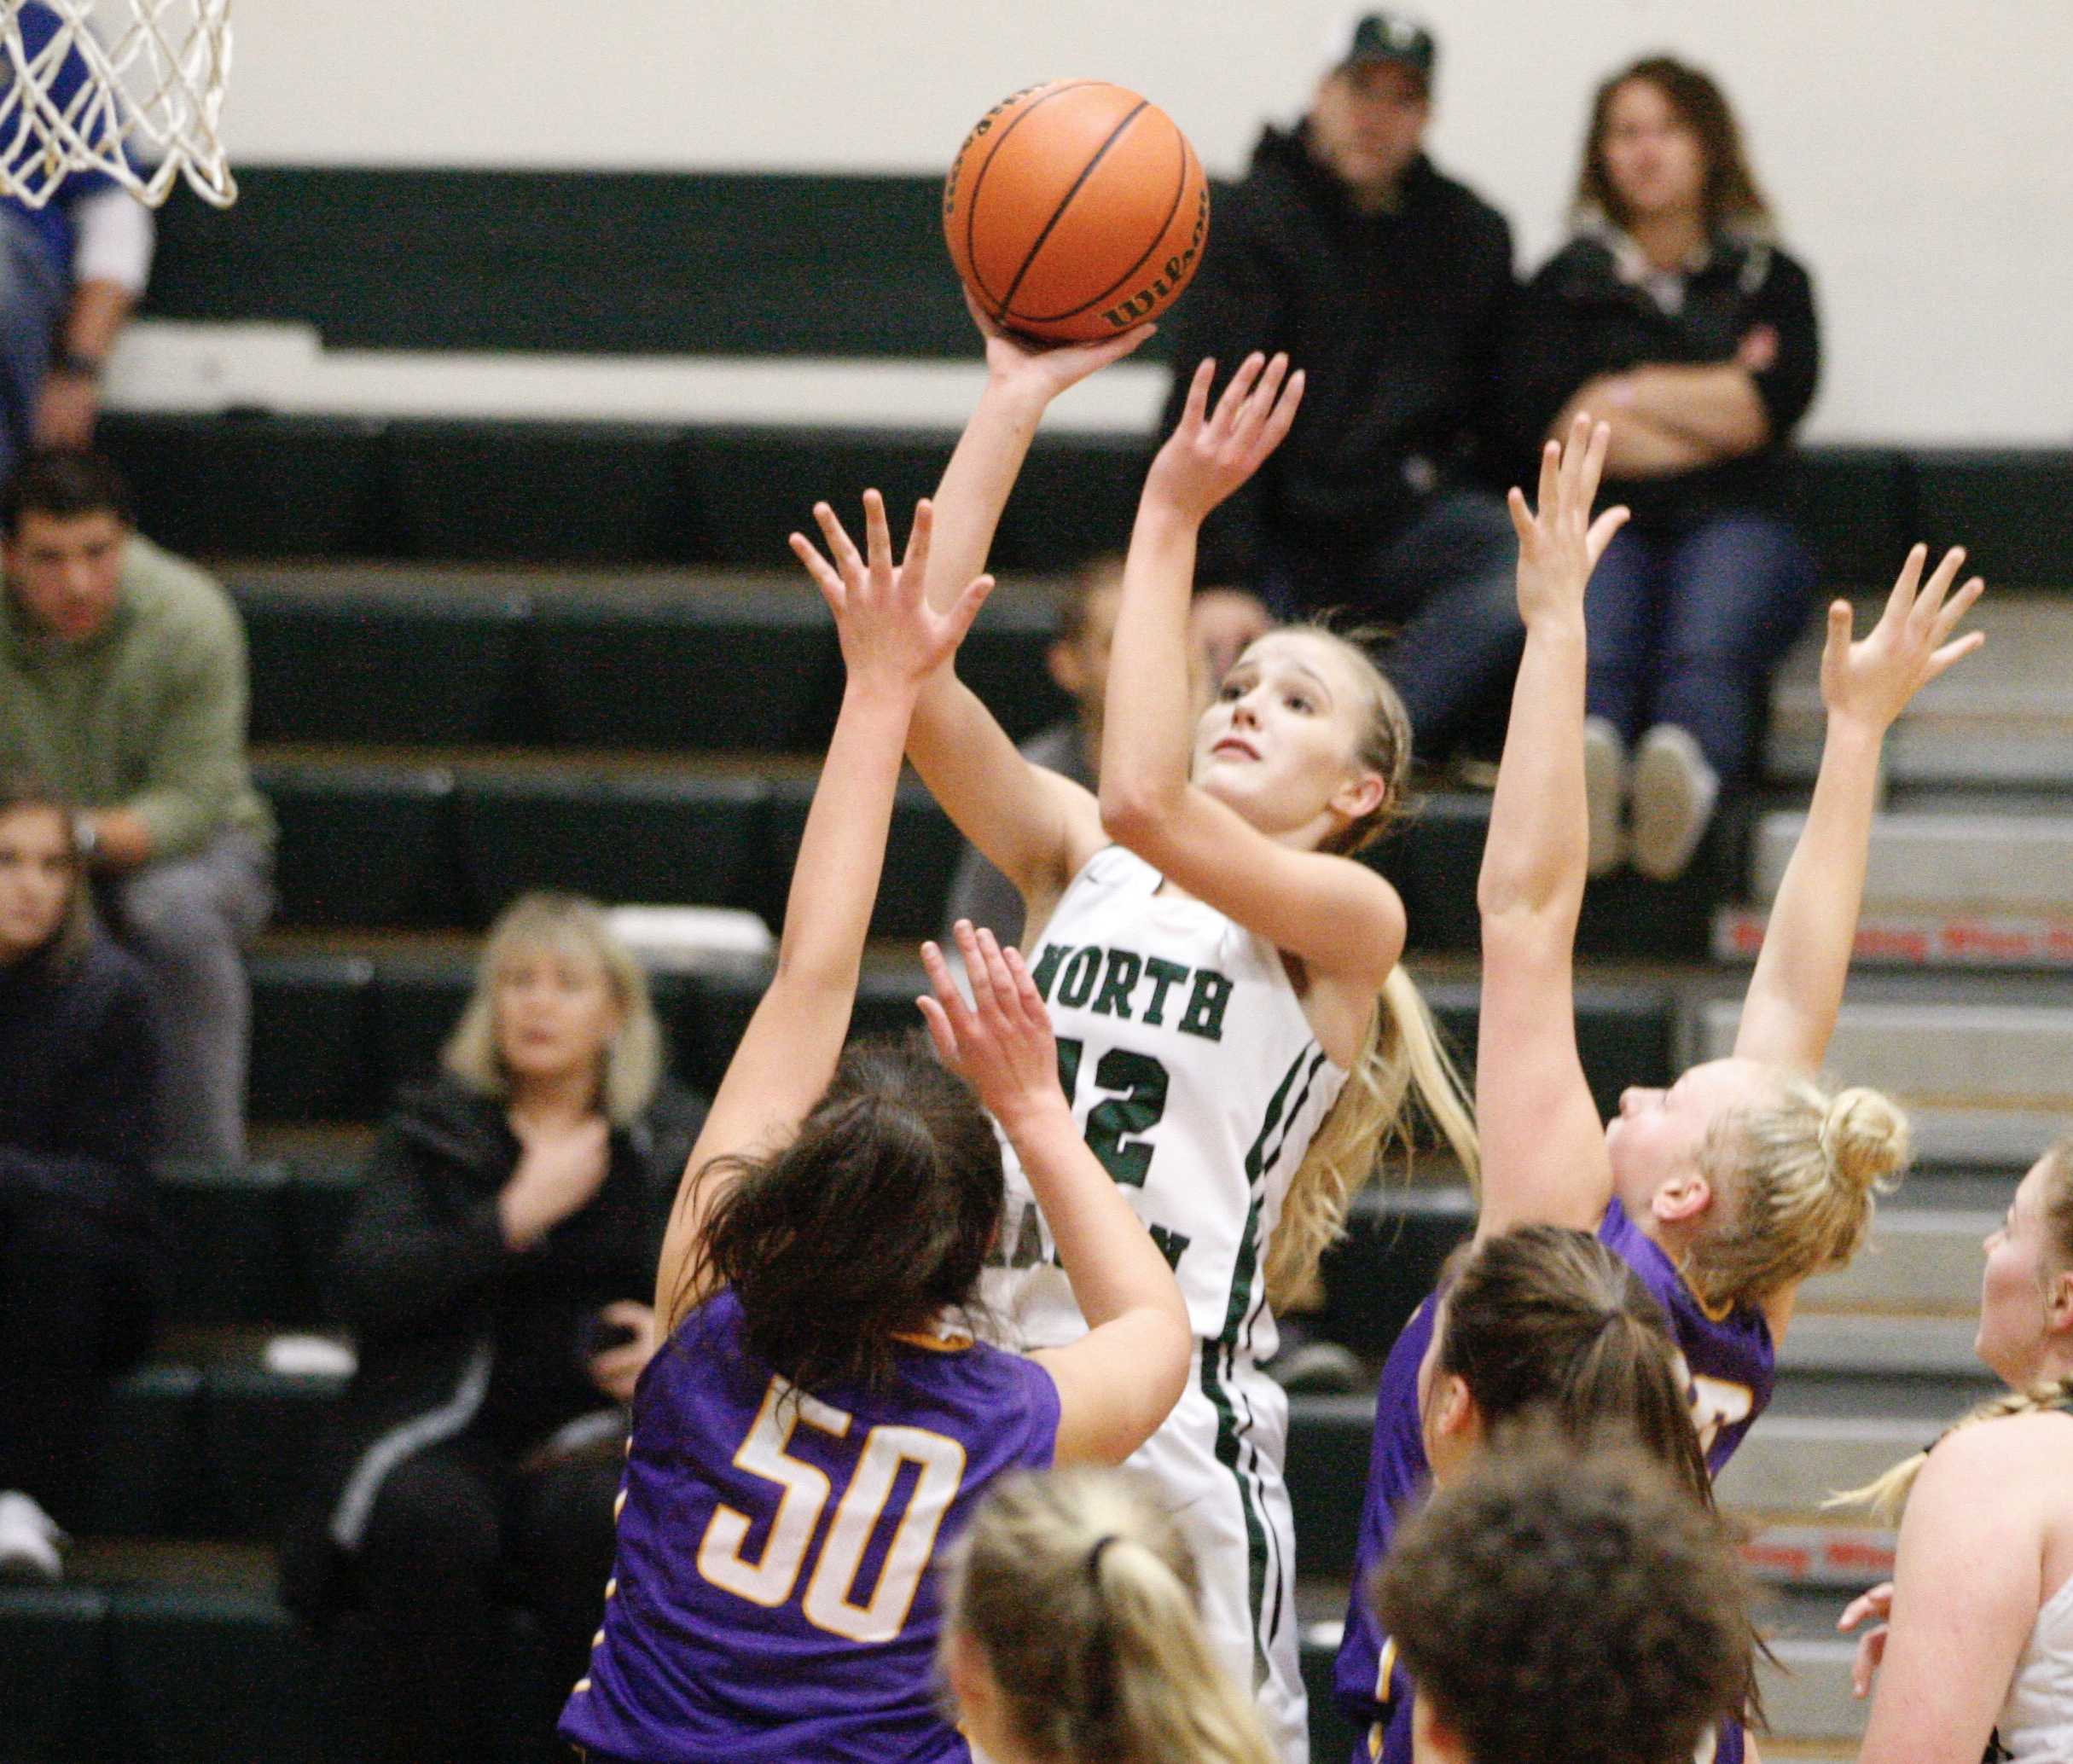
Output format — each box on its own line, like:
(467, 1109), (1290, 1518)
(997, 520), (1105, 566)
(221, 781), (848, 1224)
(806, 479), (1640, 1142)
(918, 921), (1068, 1136)
(969, 287), (1158, 403)
(1838, 1580), (1894, 1698)
(1144, 352), (1304, 526)
(1507, 413), (1628, 628)
(1820, 544), (1984, 737)
(791, 491), (994, 688)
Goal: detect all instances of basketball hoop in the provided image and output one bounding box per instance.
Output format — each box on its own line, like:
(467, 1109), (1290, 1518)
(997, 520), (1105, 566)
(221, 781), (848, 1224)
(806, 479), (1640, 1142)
(0, 0), (234, 211)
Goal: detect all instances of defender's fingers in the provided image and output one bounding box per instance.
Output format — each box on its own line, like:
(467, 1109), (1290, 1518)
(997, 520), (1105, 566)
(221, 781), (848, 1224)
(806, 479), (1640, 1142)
(940, 573), (996, 652)
(861, 488), (896, 582)
(1577, 418), (1613, 512)
(1211, 351), (1269, 433)
(1257, 368), (1305, 454)
(896, 497), (936, 590)
(1884, 543), (1928, 624)
(1924, 628), (1987, 679)
(1178, 357), (1216, 430)
(920, 938), (976, 1032)
(955, 920), (1000, 1014)
(1583, 503), (1629, 563)
(1556, 410), (1594, 505)
(973, 926), (1021, 1024)
(915, 994), (961, 1067)
(1911, 544), (1966, 628)
(1234, 353), (1291, 439)
(1505, 485), (1535, 548)
(1928, 575), (1986, 646)
(789, 533), (847, 616)
(813, 501), (868, 581)
(1534, 438), (1560, 521)
(999, 943), (1048, 1024)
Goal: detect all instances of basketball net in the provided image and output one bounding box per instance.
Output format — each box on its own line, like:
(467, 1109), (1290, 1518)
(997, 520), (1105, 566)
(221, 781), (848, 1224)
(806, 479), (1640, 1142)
(0, 0), (234, 210)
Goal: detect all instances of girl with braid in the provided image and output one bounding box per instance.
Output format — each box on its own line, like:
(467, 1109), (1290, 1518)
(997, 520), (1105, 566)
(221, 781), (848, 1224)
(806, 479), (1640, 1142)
(1841, 1134), (2073, 1762)
(891, 318), (1475, 1760)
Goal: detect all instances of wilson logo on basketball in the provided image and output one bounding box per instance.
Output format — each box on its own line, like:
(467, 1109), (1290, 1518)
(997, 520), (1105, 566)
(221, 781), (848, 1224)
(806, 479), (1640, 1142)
(943, 79), (1211, 344)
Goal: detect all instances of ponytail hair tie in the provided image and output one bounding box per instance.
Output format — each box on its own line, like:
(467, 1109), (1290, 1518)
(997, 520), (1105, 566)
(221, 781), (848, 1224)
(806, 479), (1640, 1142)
(1086, 1534), (1122, 1582)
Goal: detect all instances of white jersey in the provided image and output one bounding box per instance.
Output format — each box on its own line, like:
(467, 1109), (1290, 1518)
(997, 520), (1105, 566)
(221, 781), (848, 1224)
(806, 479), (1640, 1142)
(984, 844), (1348, 1763)
(1995, 1567), (2073, 1761)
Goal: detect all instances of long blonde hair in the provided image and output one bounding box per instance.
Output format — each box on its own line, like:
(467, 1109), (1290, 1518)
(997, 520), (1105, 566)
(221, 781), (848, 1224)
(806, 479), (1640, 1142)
(1839, 1135), (2073, 1521)
(1687, 1077), (1910, 1314)
(943, 1467), (1278, 1764)
(1263, 626), (1479, 1308)
(442, 891), (664, 1125)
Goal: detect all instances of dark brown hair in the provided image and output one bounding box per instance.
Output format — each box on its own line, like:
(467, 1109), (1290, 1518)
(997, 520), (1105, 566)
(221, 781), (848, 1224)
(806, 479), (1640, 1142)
(1575, 55), (1772, 235)
(687, 1032), (1005, 1393)
(0, 770), (88, 963)
(3, 449), (136, 537)
(1431, 1225), (1712, 1507)
(1426, 1225), (1762, 1725)
(1373, 1430), (1752, 1764)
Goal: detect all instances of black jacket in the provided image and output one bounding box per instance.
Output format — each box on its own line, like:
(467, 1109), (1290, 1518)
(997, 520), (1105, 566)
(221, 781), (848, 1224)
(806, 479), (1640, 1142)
(281, 1074), (704, 1624)
(1159, 127), (1516, 584)
(0, 932), (163, 1254)
(1508, 230), (1820, 531)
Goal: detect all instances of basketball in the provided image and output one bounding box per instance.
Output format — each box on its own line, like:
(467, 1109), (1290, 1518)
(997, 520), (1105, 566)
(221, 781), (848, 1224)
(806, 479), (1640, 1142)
(944, 80), (1210, 345)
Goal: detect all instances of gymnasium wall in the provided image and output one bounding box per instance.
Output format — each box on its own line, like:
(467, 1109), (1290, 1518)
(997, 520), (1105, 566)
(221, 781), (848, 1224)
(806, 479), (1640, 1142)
(200, 1), (2072, 444)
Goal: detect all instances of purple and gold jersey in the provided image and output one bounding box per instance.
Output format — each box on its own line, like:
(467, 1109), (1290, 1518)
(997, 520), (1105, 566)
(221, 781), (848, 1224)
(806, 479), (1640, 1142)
(560, 1290), (1060, 1764)
(1333, 1201), (1776, 1763)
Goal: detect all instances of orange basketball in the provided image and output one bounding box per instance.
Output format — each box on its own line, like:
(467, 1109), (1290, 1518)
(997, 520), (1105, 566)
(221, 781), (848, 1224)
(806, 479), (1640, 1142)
(944, 80), (1210, 345)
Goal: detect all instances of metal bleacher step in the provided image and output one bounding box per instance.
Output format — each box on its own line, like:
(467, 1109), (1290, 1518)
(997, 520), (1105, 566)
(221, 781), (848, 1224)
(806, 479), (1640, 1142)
(1718, 790), (2073, 972)
(1767, 592), (2073, 790)
(1693, 984), (2073, 1168)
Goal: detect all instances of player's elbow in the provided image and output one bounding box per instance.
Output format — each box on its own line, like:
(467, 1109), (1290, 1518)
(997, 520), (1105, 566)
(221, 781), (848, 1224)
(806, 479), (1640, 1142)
(1099, 779), (1180, 852)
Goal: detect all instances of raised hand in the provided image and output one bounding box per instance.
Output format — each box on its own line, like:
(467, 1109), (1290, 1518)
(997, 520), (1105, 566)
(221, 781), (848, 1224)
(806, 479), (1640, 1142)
(968, 287), (1158, 405)
(1838, 1580), (1894, 1698)
(1820, 544), (1985, 734)
(916, 920), (1067, 1135)
(790, 490), (995, 688)
(1507, 413), (1629, 626)
(1143, 352), (1305, 525)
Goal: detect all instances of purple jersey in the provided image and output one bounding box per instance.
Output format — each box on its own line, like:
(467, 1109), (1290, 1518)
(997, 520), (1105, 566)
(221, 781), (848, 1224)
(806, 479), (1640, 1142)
(560, 1290), (1060, 1764)
(1333, 1201), (1775, 1763)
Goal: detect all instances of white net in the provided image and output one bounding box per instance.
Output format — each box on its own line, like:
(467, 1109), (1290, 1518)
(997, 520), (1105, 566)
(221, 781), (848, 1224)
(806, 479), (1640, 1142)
(0, 0), (233, 210)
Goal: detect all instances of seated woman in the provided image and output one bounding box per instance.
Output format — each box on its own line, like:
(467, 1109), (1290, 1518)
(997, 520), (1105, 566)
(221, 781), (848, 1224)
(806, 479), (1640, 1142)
(0, 773), (163, 1580)
(1512, 55), (1822, 879)
(1841, 1134), (2073, 1762)
(281, 891), (704, 1764)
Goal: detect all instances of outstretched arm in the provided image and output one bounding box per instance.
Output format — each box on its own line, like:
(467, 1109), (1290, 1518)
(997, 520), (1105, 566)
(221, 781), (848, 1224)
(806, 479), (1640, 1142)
(654, 494), (992, 1330)
(906, 305), (1153, 914)
(1474, 416), (1630, 1239)
(919, 926), (1190, 1465)
(1100, 353), (1402, 988)
(1735, 546), (1983, 1074)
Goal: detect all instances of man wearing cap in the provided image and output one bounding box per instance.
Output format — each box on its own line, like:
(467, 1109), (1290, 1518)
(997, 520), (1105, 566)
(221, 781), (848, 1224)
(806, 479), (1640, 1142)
(1159, 12), (1519, 765)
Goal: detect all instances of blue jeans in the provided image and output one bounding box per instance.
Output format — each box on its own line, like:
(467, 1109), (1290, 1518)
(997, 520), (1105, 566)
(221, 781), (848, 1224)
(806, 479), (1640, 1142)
(1584, 514), (1818, 786)
(1270, 490), (1523, 761)
(0, 208), (63, 486)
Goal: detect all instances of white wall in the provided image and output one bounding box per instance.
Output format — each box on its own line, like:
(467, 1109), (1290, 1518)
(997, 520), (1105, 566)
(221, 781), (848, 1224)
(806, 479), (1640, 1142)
(215, 0), (2073, 444)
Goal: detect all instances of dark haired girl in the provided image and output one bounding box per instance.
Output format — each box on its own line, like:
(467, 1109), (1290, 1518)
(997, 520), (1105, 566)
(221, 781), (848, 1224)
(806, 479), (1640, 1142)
(0, 772), (161, 1578)
(558, 494), (1191, 1764)
(1511, 55), (1824, 879)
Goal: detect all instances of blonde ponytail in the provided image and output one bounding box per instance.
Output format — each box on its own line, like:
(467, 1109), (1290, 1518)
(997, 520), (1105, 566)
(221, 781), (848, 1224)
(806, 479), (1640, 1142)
(1265, 964), (1478, 1309)
(944, 1468), (1277, 1764)
(1689, 1079), (1908, 1314)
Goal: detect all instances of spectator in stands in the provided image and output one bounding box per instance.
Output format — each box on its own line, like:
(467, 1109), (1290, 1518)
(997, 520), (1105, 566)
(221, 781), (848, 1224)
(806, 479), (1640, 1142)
(0, 449), (274, 1161)
(1511, 56), (1820, 880)
(944, 560), (1271, 945)
(1370, 1430), (1751, 1764)
(282, 893), (704, 1764)
(0, 772), (163, 1581)
(0, 2), (156, 483)
(1157, 10), (1519, 766)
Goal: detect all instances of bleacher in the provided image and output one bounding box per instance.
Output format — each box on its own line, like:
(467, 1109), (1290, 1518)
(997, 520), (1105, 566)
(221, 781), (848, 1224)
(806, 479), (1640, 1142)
(6, 164), (2072, 1762)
